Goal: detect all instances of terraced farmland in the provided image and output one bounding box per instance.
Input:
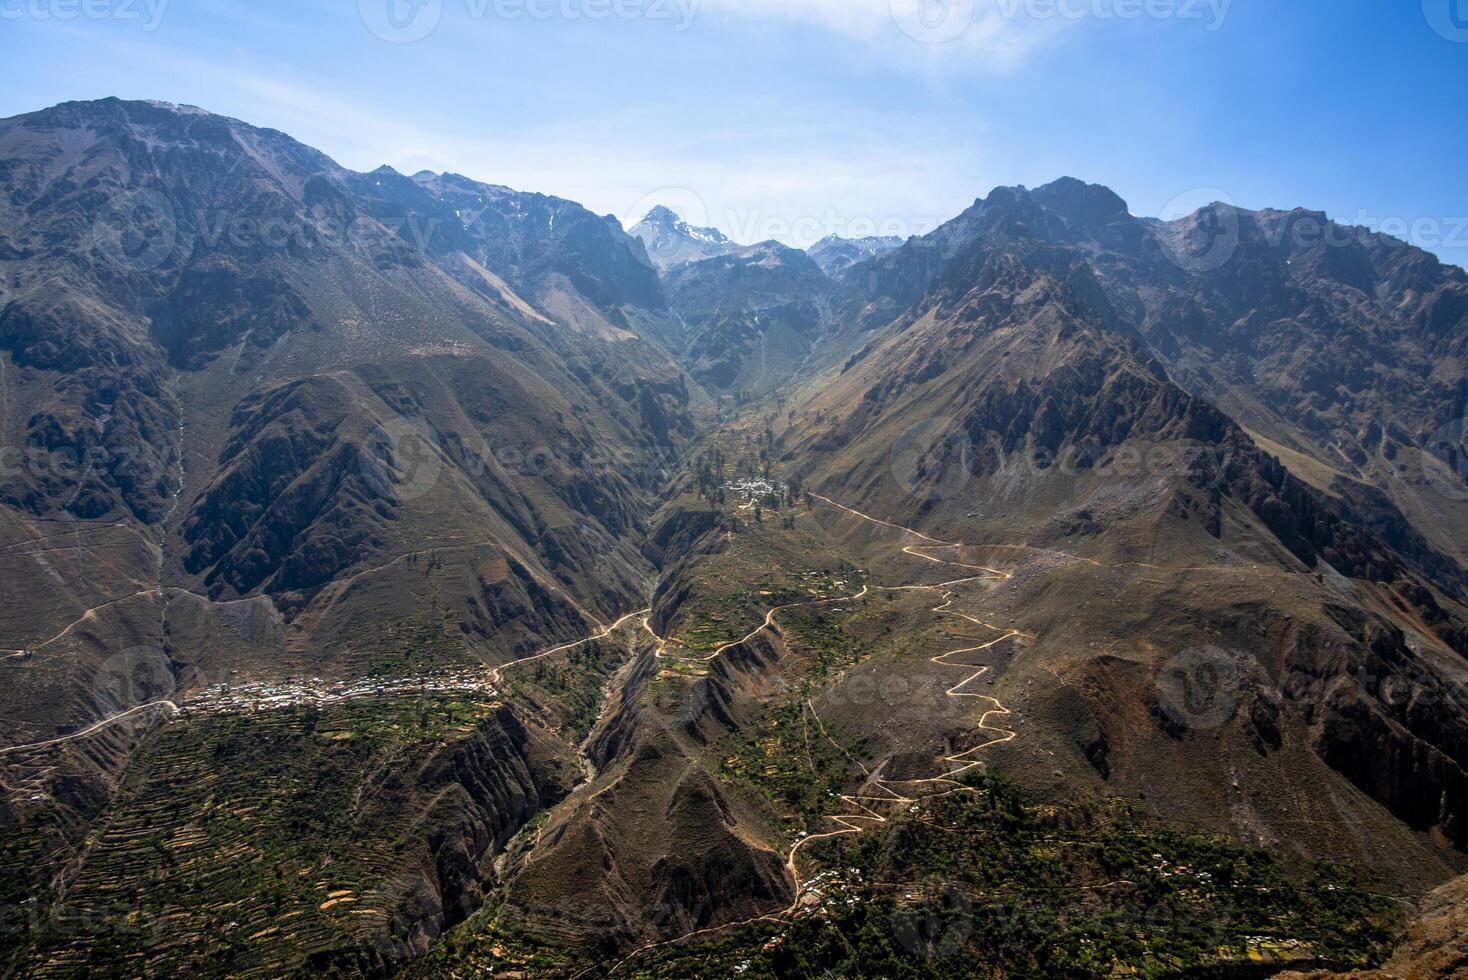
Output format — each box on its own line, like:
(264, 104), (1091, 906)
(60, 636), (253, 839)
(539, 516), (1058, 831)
(7, 695), (577, 976)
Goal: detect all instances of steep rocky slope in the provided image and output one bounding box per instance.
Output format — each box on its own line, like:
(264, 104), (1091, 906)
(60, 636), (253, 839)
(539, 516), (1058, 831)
(833, 178), (1468, 581)
(0, 98), (703, 729)
(2, 698), (580, 976)
(663, 241), (833, 397)
(782, 225), (1468, 879)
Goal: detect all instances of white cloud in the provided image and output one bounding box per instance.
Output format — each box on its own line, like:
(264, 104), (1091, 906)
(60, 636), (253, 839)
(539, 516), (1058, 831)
(188, 68), (993, 249)
(694, 0), (1069, 73)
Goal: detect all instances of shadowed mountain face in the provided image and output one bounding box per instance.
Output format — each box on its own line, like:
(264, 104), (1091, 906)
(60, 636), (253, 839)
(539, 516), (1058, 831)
(835, 178), (1468, 578)
(662, 240), (834, 397)
(3, 102), (1468, 977)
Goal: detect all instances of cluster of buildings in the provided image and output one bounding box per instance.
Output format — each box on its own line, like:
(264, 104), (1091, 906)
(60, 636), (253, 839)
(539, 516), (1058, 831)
(178, 669), (496, 717)
(723, 477), (784, 505)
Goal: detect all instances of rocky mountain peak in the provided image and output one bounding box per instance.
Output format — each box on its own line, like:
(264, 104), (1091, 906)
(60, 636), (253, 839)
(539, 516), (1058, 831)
(807, 233), (904, 276)
(1032, 176), (1131, 233)
(629, 205), (738, 270)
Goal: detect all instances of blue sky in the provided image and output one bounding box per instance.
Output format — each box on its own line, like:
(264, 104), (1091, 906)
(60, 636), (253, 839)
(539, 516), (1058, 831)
(3, 0), (1467, 265)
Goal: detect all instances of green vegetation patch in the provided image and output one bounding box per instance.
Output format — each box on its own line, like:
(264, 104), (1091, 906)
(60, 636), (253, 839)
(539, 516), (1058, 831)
(632, 771), (1400, 979)
(499, 637), (633, 742)
(361, 617), (482, 679)
(718, 694), (870, 836)
(8, 695), (501, 977)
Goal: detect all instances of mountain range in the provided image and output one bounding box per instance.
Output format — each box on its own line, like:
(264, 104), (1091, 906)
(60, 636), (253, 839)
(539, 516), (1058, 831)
(1, 99), (1466, 978)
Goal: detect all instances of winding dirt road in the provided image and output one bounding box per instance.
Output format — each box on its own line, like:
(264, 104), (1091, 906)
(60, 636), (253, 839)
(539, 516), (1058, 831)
(599, 493), (1031, 974)
(0, 700), (178, 758)
(5, 490), (1033, 975)
(487, 608), (651, 687)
